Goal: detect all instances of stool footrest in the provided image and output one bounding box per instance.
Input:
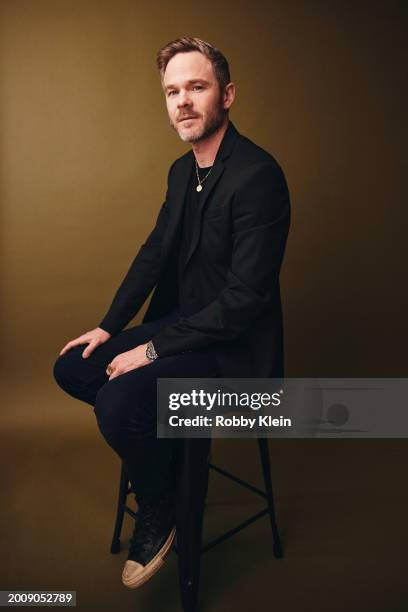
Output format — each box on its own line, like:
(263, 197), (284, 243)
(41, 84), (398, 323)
(208, 463), (267, 499)
(203, 507), (269, 554)
(123, 506), (138, 520)
(171, 507), (270, 557)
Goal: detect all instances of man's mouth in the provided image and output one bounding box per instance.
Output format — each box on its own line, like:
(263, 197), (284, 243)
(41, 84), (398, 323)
(179, 116), (198, 122)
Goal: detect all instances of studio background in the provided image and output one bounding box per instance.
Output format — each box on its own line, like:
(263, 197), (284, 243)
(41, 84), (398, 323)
(1, 1), (407, 611)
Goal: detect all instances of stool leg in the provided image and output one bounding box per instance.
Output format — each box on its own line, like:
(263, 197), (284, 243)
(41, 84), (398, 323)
(258, 438), (283, 558)
(110, 461), (129, 554)
(174, 438), (211, 612)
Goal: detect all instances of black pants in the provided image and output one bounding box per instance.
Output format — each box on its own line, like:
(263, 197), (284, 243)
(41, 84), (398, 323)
(53, 311), (219, 501)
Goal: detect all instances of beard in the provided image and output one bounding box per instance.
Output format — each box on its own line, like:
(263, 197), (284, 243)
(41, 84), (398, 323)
(170, 95), (228, 143)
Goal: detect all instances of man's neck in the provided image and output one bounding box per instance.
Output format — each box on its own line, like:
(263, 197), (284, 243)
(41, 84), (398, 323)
(192, 118), (229, 168)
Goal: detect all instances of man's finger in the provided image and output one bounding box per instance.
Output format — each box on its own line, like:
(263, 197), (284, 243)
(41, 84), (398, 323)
(59, 338), (85, 355)
(82, 341), (97, 359)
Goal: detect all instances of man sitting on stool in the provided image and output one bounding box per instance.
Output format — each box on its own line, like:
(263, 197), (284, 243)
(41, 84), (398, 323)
(53, 36), (291, 589)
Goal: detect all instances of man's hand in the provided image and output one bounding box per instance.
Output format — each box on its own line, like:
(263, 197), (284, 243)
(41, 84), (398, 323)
(106, 344), (151, 380)
(59, 327), (111, 358)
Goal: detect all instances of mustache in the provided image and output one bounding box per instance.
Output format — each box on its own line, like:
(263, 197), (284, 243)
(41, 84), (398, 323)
(177, 114), (200, 122)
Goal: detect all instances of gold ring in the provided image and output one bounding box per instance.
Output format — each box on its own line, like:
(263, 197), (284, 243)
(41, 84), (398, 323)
(106, 363), (114, 375)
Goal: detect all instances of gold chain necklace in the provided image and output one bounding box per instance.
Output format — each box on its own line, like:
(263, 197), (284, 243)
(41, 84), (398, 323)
(195, 159), (213, 192)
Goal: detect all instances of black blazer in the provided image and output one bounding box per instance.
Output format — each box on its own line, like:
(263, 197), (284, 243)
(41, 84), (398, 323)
(99, 121), (291, 377)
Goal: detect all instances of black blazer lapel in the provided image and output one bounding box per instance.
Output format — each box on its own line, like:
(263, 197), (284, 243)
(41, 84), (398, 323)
(161, 151), (193, 259)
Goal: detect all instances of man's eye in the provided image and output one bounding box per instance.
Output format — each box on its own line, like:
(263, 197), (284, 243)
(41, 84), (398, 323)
(167, 91), (177, 97)
(193, 85), (203, 91)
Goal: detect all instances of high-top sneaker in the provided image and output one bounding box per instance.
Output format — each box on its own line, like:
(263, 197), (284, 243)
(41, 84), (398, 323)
(121, 493), (176, 589)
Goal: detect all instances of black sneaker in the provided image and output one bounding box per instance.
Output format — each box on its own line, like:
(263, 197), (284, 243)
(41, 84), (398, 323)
(121, 494), (176, 589)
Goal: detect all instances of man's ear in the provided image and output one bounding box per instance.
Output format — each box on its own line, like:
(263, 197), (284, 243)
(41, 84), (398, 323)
(223, 82), (235, 110)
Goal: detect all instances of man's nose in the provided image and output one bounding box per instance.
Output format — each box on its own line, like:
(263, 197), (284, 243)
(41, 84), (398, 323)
(177, 90), (192, 108)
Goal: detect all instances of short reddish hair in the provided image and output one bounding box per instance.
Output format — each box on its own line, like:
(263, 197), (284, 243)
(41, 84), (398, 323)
(156, 36), (231, 92)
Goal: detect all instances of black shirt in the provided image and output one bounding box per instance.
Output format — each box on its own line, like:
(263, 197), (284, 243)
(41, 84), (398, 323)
(178, 160), (213, 314)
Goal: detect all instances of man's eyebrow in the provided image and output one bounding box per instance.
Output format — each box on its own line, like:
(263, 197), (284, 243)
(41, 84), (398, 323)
(164, 79), (210, 92)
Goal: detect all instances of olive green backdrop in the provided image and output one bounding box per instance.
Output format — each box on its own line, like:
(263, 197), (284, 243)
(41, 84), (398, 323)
(1, 1), (407, 611)
(1, 0), (407, 381)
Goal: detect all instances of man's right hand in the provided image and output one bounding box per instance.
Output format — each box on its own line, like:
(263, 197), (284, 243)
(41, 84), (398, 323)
(59, 327), (112, 359)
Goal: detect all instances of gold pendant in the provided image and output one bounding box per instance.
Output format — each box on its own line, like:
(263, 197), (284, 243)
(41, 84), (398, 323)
(196, 184), (202, 192)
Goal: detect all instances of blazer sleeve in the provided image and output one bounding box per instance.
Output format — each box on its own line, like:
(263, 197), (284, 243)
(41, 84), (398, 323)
(98, 163), (174, 335)
(151, 161), (290, 357)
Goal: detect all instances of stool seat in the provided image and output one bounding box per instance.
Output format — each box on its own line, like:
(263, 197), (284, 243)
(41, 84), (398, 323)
(110, 437), (282, 612)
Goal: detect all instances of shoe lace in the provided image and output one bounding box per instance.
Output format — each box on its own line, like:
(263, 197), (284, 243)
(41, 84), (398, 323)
(129, 498), (172, 555)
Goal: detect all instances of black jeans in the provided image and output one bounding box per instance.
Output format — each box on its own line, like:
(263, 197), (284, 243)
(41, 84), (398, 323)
(53, 311), (219, 501)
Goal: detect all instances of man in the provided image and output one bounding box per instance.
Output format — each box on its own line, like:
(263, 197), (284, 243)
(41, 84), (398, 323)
(53, 37), (290, 589)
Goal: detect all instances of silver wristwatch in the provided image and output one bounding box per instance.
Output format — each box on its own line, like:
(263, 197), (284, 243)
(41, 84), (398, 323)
(146, 340), (158, 361)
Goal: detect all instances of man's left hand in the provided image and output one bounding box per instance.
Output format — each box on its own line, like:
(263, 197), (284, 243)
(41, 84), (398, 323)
(106, 343), (152, 380)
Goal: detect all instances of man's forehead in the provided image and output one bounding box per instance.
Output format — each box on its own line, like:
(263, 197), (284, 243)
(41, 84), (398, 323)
(163, 51), (215, 86)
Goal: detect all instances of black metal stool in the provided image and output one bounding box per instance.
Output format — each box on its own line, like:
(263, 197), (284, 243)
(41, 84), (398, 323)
(110, 437), (282, 611)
